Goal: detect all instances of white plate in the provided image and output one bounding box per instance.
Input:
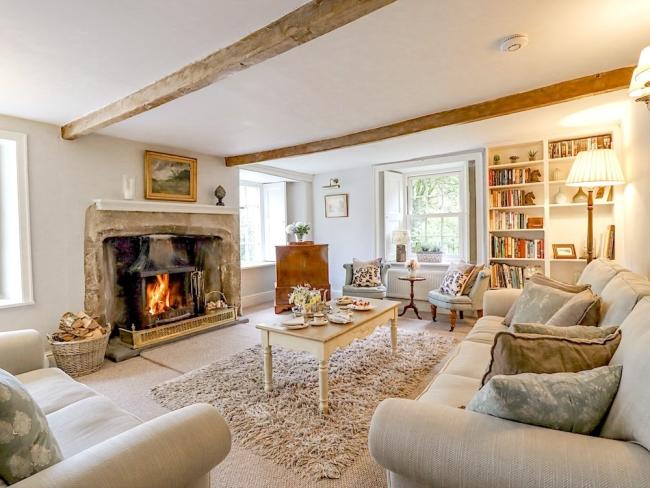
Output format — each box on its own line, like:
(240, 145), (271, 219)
(327, 314), (352, 324)
(310, 319), (328, 326)
(282, 323), (309, 330)
(351, 304), (375, 311)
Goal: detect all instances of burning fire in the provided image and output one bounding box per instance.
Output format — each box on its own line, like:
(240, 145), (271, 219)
(146, 274), (174, 316)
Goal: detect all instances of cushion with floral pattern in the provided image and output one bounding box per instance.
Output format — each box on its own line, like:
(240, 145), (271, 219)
(352, 265), (382, 287)
(439, 270), (468, 296)
(0, 369), (62, 485)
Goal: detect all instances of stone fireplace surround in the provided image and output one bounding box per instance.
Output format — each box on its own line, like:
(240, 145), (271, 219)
(84, 202), (241, 332)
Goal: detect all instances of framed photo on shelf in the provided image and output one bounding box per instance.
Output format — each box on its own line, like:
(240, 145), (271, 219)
(324, 193), (348, 218)
(552, 244), (577, 259)
(144, 150), (197, 202)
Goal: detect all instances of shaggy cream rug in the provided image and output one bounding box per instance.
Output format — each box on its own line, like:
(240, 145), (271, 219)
(151, 328), (456, 480)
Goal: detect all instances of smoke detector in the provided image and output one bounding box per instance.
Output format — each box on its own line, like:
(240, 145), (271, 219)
(500, 34), (529, 52)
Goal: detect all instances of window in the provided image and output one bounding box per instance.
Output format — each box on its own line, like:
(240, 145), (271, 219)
(239, 181), (287, 264)
(0, 131), (33, 308)
(407, 172), (465, 259)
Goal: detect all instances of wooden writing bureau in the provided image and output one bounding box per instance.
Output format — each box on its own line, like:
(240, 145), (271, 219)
(274, 242), (330, 313)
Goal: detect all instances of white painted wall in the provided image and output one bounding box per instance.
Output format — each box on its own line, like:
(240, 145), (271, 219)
(621, 102), (650, 276)
(0, 114), (238, 337)
(313, 167), (375, 293)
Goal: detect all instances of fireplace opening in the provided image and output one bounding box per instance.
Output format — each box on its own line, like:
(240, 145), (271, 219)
(141, 271), (195, 327)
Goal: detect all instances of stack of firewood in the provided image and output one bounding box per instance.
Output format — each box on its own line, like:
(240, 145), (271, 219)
(52, 312), (109, 342)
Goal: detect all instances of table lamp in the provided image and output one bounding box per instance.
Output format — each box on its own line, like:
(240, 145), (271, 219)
(566, 149), (625, 263)
(392, 230), (409, 263)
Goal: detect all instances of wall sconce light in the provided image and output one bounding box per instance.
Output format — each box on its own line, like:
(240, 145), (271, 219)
(629, 46), (650, 111)
(322, 178), (340, 189)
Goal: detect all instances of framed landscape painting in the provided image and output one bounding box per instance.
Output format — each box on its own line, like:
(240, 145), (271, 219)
(144, 151), (197, 202)
(324, 193), (348, 218)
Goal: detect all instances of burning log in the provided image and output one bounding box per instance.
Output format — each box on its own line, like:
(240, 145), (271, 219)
(52, 312), (109, 342)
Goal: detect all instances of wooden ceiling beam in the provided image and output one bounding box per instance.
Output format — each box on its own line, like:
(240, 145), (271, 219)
(60, 0), (397, 140)
(225, 66), (635, 166)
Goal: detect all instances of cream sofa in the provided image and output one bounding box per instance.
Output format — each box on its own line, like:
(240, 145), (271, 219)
(0, 329), (231, 488)
(369, 259), (650, 488)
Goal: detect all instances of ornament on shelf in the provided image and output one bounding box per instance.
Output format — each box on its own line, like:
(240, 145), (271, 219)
(523, 192), (536, 205)
(553, 188), (569, 204)
(572, 187), (588, 203)
(214, 185), (226, 206)
(122, 175), (135, 200)
(529, 169), (542, 182)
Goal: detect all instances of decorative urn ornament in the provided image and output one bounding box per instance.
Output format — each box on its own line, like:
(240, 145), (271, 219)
(572, 187), (588, 203)
(214, 185), (226, 206)
(553, 188), (569, 204)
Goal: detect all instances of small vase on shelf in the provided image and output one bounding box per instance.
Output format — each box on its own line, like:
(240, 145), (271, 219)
(572, 187), (588, 203)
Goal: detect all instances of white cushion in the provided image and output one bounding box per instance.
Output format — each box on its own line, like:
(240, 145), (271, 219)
(418, 374), (481, 407)
(601, 297), (650, 450)
(598, 272), (650, 326)
(47, 396), (141, 457)
(17, 368), (97, 415)
(577, 258), (627, 295)
(438, 341), (492, 380)
(465, 316), (508, 344)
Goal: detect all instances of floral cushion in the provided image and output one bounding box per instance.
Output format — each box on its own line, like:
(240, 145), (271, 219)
(439, 270), (468, 296)
(352, 265), (382, 287)
(0, 369), (62, 484)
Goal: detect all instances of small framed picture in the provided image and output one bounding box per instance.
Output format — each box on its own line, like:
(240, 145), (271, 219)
(552, 243), (577, 259)
(324, 193), (348, 218)
(145, 150), (197, 202)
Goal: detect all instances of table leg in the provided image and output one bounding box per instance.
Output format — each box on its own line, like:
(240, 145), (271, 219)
(390, 314), (398, 354)
(399, 280), (423, 319)
(318, 359), (329, 414)
(262, 332), (273, 392)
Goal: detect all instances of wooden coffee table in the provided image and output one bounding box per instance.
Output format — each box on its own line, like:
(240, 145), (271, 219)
(256, 298), (400, 414)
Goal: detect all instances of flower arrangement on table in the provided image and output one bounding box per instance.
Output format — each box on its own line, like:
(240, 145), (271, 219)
(288, 284), (323, 315)
(285, 221), (311, 242)
(405, 258), (420, 277)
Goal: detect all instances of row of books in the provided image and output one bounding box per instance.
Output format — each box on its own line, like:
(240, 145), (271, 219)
(491, 236), (544, 259)
(489, 263), (526, 289)
(490, 211), (532, 230)
(488, 167), (540, 187)
(490, 189), (532, 208)
(549, 134), (612, 159)
(596, 225), (615, 260)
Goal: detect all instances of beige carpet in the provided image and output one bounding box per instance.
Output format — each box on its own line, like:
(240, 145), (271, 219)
(79, 301), (474, 487)
(151, 328), (456, 480)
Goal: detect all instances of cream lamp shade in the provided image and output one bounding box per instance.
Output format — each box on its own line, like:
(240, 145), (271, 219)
(633, 46), (650, 87)
(566, 149), (625, 188)
(392, 230), (409, 245)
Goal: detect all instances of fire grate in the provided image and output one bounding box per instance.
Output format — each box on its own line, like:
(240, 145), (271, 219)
(118, 307), (237, 349)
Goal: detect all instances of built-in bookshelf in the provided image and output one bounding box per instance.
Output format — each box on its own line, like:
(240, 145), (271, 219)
(486, 130), (621, 288)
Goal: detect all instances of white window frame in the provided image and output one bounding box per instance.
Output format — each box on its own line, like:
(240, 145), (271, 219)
(406, 168), (469, 261)
(239, 180), (287, 266)
(0, 130), (33, 309)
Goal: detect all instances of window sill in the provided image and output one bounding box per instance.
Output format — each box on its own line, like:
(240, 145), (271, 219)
(387, 261), (452, 268)
(241, 261), (276, 270)
(0, 299), (35, 310)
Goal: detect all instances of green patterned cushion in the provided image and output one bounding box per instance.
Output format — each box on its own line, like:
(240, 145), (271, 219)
(504, 282), (574, 326)
(468, 365), (623, 434)
(512, 323), (618, 339)
(0, 369), (62, 484)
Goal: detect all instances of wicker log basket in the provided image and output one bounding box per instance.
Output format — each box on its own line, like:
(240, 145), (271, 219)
(48, 312), (110, 377)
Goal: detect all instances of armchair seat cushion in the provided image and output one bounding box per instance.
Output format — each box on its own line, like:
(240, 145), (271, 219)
(428, 290), (472, 306)
(342, 284), (386, 299)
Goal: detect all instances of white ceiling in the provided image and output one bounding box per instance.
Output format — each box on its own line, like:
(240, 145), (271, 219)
(1, 0), (649, 172)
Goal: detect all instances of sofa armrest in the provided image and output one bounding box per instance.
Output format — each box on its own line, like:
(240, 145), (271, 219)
(369, 399), (650, 488)
(14, 403), (231, 488)
(482, 288), (521, 317)
(0, 329), (47, 375)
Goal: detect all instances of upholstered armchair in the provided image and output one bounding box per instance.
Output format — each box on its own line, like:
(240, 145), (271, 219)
(427, 268), (490, 331)
(342, 263), (391, 299)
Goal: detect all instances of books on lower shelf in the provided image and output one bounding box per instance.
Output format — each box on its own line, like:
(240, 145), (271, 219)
(596, 225), (615, 259)
(491, 236), (544, 259)
(488, 167), (540, 186)
(490, 189), (531, 207)
(490, 263), (525, 289)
